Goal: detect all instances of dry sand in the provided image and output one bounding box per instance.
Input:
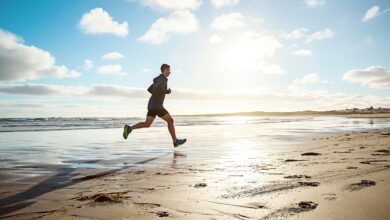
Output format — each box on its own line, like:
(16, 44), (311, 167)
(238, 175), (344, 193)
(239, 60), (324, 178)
(0, 128), (389, 219)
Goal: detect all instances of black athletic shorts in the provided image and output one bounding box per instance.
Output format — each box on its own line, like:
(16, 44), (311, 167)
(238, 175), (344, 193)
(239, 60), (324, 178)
(147, 108), (169, 118)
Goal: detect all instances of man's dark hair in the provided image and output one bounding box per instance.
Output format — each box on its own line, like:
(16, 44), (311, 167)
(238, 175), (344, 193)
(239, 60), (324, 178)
(161, 64), (170, 72)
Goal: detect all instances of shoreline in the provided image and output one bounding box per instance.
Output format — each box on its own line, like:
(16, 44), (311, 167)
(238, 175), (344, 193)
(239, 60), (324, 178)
(0, 128), (389, 219)
(1, 112), (390, 120)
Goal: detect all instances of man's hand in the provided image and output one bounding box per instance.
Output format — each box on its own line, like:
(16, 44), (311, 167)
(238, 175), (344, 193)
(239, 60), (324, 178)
(166, 88), (171, 94)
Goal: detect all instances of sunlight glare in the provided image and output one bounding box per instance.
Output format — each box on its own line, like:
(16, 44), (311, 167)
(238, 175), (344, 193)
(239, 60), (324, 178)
(220, 31), (282, 74)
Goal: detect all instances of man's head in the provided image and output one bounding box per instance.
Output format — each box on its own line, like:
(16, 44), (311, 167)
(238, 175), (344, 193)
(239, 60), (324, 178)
(161, 64), (171, 77)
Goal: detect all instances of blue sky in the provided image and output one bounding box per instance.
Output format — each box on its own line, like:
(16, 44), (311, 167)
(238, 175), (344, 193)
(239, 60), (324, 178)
(0, 0), (389, 117)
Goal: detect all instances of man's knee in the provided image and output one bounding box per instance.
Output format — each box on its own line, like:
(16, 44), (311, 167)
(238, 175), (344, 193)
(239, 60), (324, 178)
(167, 118), (174, 125)
(144, 122), (152, 127)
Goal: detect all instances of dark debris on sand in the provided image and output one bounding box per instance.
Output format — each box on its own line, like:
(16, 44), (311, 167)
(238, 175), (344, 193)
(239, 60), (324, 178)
(261, 201), (318, 220)
(298, 182), (320, 187)
(74, 191), (128, 203)
(376, 149), (390, 153)
(284, 159), (305, 162)
(284, 175), (311, 179)
(334, 151), (352, 154)
(297, 201), (318, 210)
(286, 201), (319, 216)
(194, 183), (207, 188)
(156, 211), (170, 217)
(347, 180), (376, 191)
(301, 152), (322, 156)
(372, 149), (390, 156)
(360, 160), (387, 164)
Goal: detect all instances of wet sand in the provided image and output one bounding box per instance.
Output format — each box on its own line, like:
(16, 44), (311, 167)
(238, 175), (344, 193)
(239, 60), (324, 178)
(0, 128), (389, 219)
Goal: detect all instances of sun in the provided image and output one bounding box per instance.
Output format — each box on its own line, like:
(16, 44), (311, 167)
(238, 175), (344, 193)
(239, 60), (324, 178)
(218, 31), (283, 74)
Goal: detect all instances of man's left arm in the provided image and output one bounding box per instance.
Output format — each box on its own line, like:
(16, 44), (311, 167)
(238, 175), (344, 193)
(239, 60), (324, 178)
(165, 80), (171, 94)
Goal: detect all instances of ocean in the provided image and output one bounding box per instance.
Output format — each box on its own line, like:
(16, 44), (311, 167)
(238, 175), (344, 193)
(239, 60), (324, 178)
(0, 115), (389, 182)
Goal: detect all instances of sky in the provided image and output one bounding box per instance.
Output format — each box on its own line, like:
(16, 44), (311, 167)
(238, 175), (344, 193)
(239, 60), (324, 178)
(0, 0), (389, 117)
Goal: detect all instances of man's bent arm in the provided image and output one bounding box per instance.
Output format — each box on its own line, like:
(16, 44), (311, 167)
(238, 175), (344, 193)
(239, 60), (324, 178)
(154, 79), (170, 94)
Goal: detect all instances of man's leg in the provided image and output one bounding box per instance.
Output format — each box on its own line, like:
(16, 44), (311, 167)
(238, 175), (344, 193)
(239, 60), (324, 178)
(160, 113), (177, 143)
(123, 115), (155, 139)
(131, 116), (155, 130)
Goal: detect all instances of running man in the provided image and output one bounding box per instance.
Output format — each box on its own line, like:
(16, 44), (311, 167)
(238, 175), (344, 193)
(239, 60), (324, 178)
(123, 64), (187, 148)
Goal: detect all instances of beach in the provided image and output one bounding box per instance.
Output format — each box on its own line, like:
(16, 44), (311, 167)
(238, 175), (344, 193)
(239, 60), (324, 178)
(2, 0), (390, 219)
(0, 116), (389, 219)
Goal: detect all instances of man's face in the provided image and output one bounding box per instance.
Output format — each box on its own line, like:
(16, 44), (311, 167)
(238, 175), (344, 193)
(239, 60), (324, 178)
(163, 67), (171, 77)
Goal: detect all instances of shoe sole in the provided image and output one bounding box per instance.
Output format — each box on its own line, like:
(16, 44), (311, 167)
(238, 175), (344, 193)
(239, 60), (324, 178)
(174, 139), (187, 148)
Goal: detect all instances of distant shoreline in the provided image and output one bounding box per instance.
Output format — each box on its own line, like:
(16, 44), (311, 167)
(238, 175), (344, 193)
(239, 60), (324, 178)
(175, 111), (390, 118)
(1, 109), (390, 119)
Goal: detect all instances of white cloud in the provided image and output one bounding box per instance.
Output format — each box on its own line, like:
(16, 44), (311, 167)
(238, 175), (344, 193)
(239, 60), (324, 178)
(343, 66), (390, 89)
(211, 12), (246, 30)
(2, 83), (389, 113)
(304, 0), (326, 7)
(139, 10), (200, 44)
(208, 35), (222, 44)
(0, 84), (145, 99)
(0, 29), (80, 81)
(211, 0), (239, 8)
(305, 28), (334, 43)
(97, 64), (127, 76)
(2, 82), (390, 117)
(102, 52), (125, 60)
(85, 84), (145, 97)
(0, 83), (87, 96)
(293, 73), (327, 84)
(283, 28), (307, 39)
(84, 59), (94, 70)
(293, 49), (314, 56)
(140, 0), (201, 11)
(362, 5), (380, 22)
(78, 8), (128, 37)
(139, 29), (168, 44)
